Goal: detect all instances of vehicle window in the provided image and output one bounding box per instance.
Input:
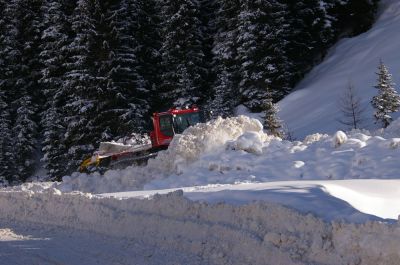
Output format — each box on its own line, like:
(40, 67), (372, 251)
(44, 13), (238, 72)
(159, 115), (174, 137)
(173, 112), (202, 134)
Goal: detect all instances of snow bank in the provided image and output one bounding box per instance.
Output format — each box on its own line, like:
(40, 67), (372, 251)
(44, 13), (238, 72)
(332, 130), (348, 147)
(0, 189), (399, 265)
(60, 116), (269, 192)
(231, 131), (266, 155)
(60, 116), (400, 193)
(145, 126), (400, 189)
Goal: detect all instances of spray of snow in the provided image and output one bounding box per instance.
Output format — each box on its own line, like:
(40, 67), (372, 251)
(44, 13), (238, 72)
(152, 115), (265, 174)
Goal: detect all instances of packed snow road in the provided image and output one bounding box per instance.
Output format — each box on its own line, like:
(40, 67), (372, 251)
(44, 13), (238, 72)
(0, 220), (201, 265)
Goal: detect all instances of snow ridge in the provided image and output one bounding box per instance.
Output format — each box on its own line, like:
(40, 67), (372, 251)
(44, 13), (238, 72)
(60, 116), (400, 193)
(0, 189), (399, 265)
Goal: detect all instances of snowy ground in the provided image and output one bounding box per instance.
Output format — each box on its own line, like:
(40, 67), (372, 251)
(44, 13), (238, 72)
(2, 0), (400, 264)
(1, 115), (400, 264)
(103, 179), (400, 222)
(1, 188), (400, 265)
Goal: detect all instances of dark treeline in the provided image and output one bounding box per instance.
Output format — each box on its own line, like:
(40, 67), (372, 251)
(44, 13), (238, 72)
(0, 0), (378, 183)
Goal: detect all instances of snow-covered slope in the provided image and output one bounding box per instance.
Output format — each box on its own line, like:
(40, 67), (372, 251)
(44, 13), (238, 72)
(279, 0), (400, 139)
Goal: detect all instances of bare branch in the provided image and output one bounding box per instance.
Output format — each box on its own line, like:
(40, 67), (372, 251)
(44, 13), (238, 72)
(337, 82), (365, 130)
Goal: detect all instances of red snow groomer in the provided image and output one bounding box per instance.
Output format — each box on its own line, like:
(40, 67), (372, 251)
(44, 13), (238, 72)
(79, 106), (203, 173)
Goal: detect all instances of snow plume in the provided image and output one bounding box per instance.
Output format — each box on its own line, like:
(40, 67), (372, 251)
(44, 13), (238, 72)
(1, 189), (400, 265)
(152, 116), (266, 174)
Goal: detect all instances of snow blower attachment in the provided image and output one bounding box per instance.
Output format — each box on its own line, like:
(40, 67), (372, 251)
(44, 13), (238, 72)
(79, 106), (203, 173)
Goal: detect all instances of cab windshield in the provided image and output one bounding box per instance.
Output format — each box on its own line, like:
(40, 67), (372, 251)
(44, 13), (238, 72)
(159, 114), (174, 137)
(173, 112), (202, 134)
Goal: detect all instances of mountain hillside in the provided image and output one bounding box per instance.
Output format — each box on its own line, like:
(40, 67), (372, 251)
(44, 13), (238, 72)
(279, 0), (400, 139)
(1, 0), (378, 182)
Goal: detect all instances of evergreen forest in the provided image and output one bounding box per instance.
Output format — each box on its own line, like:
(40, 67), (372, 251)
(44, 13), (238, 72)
(0, 0), (379, 183)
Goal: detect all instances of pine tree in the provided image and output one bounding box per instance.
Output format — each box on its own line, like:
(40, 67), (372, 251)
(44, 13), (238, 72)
(330, 0), (379, 36)
(62, 0), (99, 172)
(12, 93), (38, 181)
(371, 61), (400, 128)
(197, 0), (218, 105)
(13, 0), (42, 182)
(0, 0), (42, 182)
(0, 92), (13, 185)
(0, 0), (19, 182)
(159, 0), (207, 108)
(0, 0), (8, 183)
(235, 0), (263, 111)
(262, 88), (283, 138)
(102, 0), (149, 135)
(285, 0), (334, 86)
(269, 0), (293, 100)
(208, 67), (238, 118)
(39, 0), (70, 179)
(208, 0), (240, 118)
(236, 0), (290, 111)
(136, 0), (163, 113)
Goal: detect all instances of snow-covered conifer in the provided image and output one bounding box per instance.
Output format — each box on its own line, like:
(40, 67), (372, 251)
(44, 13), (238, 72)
(236, 0), (290, 110)
(262, 88), (283, 138)
(39, 0), (70, 179)
(101, 0), (149, 135)
(0, 0), (42, 182)
(0, 1), (19, 182)
(331, 0), (379, 36)
(12, 94), (38, 182)
(159, 0), (207, 108)
(62, 0), (99, 172)
(135, 0), (163, 112)
(285, 0), (334, 87)
(208, 0), (240, 117)
(371, 60), (400, 128)
(0, 93), (14, 184)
